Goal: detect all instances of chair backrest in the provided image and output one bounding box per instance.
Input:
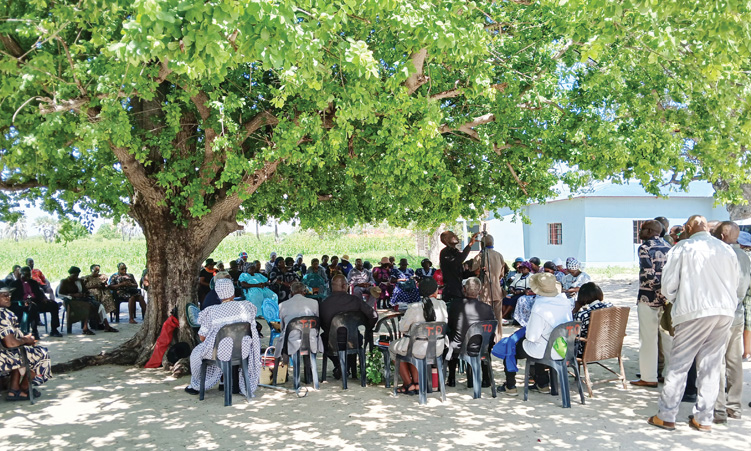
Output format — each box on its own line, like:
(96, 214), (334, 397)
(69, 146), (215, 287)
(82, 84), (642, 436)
(282, 316), (320, 355)
(542, 320), (581, 361)
(581, 307), (629, 363)
(212, 322), (252, 361)
(459, 320), (498, 358)
(373, 312), (402, 344)
(261, 298), (280, 322)
(405, 321), (447, 361)
(328, 311), (370, 354)
(186, 303), (200, 328)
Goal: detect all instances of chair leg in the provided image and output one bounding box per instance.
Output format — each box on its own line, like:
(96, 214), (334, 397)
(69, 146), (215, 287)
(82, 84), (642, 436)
(199, 362), (207, 401)
(523, 359), (530, 401)
(381, 350), (391, 388)
(221, 361), (232, 406)
(272, 357), (280, 385)
(582, 361), (594, 398)
(25, 359), (34, 405)
(618, 356), (627, 390)
(339, 351), (348, 390)
(321, 354), (328, 382)
(469, 357), (481, 399)
(558, 363), (570, 408)
(292, 352), (301, 391)
(436, 357), (446, 402)
(487, 356), (497, 398)
(416, 360), (427, 405)
(309, 352), (319, 390)
(241, 358), (252, 402)
(359, 347), (367, 387)
(393, 357), (399, 396)
(571, 361), (585, 404)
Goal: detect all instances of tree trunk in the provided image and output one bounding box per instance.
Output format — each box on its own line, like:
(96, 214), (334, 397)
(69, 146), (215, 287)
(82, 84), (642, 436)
(714, 181), (751, 221)
(255, 220), (260, 240)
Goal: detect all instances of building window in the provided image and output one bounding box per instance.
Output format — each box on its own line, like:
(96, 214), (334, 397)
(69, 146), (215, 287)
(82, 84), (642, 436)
(548, 223), (563, 245)
(633, 220), (647, 244)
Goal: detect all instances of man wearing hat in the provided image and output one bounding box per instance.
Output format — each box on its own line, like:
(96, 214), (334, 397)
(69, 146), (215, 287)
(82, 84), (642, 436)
(472, 234), (506, 342)
(338, 255), (353, 277)
(498, 272), (572, 396)
(184, 278), (261, 397)
(10, 266), (62, 338)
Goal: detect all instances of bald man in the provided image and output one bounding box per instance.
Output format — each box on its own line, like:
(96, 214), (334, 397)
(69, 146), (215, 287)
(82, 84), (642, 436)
(439, 230), (479, 307)
(711, 222), (750, 423)
(632, 220), (673, 388)
(648, 215), (740, 432)
(472, 234), (505, 342)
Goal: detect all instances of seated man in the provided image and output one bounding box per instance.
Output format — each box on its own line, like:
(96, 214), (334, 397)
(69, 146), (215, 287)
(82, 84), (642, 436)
(59, 266), (119, 334)
(10, 266), (62, 338)
(347, 258), (375, 303)
(0, 287), (52, 400)
(26, 258), (54, 302)
(320, 275), (378, 379)
(274, 282), (323, 375)
(446, 277), (496, 387)
(184, 279), (261, 397)
(498, 272), (573, 396)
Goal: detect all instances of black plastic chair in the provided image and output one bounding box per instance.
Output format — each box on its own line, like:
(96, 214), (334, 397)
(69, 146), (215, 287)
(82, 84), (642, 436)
(0, 341), (35, 405)
(458, 320), (498, 399)
(523, 320), (585, 408)
(321, 311), (370, 389)
(371, 312), (403, 388)
(393, 321), (448, 405)
(198, 322), (254, 406)
(55, 285), (90, 334)
(273, 316), (320, 390)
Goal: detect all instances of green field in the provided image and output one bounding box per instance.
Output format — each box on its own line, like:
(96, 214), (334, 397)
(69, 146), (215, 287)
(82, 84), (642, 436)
(0, 232), (421, 282)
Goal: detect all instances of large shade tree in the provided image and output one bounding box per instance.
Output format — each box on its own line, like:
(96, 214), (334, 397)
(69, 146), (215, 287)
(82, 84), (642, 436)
(2, 0), (750, 364)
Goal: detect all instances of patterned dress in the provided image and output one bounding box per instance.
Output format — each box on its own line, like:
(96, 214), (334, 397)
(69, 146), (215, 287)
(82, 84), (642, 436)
(637, 237), (671, 308)
(372, 267), (394, 301)
(108, 273), (141, 304)
(573, 300), (614, 356)
(390, 268), (420, 305)
(82, 274), (116, 313)
(0, 308), (52, 385)
(188, 301), (261, 396)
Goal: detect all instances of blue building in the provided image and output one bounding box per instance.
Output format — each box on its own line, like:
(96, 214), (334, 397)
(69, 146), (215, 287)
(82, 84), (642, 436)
(486, 181), (729, 266)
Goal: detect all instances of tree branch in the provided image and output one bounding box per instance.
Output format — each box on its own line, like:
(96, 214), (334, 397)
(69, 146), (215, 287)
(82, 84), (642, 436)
(552, 39), (574, 60)
(111, 144), (164, 207)
(55, 37), (86, 96)
(190, 90), (211, 121)
(0, 179), (42, 191)
(430, 88), (462, 101)
(438, 113), (495, 141)
(155, 58), (171, 83)
(242, 111), (279, 140)
(405, 48), (429, 95)
(0, 34), (23, 58)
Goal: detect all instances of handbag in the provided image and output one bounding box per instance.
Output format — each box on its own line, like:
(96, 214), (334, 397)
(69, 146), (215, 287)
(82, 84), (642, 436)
(397, 279), (417, 292)
(259, 346), (287, 385)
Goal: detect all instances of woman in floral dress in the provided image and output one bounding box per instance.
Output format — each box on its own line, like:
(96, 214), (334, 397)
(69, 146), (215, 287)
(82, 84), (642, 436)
(82, 264), (116, 314)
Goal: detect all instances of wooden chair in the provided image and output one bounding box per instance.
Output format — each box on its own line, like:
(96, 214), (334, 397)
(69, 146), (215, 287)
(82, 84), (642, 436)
(576, 306), (629, 397)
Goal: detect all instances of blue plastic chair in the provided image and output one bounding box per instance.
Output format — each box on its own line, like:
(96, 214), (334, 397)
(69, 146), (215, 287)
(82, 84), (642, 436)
(261, 298), (282, 347)
(273, 316), (320, 390)
(458, 320), (498, 399)
(393, 321), (448, 405)
(198, 322), (254, 406)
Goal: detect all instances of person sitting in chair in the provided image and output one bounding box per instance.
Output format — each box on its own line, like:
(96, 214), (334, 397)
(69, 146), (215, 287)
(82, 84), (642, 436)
(497, 272), (572, 396)
(572, 282), (612, 357)
(389, 278), (448, 394)
(446, 277), (496, 387)
(0, 287), (52, 401)
(184, 279), (261, 397)
(108, 263), (146, 324)
(320, 275), (378, 380)
(59, 267), (119, 334)
(10, 266), (62, 338)
(274, 282), (322, 368)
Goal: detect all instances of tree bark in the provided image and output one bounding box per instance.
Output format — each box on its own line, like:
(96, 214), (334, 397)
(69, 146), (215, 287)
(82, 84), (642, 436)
(714, 181), (751, 220)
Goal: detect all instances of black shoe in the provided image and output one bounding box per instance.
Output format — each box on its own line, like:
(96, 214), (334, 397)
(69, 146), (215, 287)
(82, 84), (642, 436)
(49, 330), (63, 338)
(184, 386), (199, 395)
(104, 326), (119, 333)
(682, 393), (697, 403)
(333, 367), (342, 380)
(446, 377), (456, 387)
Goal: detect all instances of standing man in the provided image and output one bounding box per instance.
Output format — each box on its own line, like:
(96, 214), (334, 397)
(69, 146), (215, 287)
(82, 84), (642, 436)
(439, 230), (479, 307)
(648, 215), (739, 432)
(472, 234), (505, 342)
(631, 220), (672, 388)
(712, 222), (750, 423)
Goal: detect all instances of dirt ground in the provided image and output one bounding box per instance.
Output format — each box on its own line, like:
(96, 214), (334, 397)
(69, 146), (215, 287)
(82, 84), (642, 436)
(1, 275), (749, 450)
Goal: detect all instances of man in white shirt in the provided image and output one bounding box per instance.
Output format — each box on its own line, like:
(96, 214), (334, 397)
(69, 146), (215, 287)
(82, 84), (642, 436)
(275, 282), (322, 362)
(498, 273), (572, 396)
(648, 215), (739, 433)
(711, 222), (750, 423)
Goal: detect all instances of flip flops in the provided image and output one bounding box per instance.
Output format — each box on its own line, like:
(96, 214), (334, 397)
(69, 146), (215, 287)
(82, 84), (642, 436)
(647, 415), (675, 431)
(5, 389), (29, 402)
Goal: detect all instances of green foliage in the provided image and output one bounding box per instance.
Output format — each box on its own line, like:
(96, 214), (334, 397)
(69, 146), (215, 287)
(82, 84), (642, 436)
(95, 223), (120, 240)
(55, 218), (90, 243)
(365, 347), (389, 385)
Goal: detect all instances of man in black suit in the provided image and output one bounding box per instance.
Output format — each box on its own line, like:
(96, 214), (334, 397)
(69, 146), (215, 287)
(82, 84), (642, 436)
(446, 277), (496, 387)
(11, 266), (62, 338)
(320, 275), (378, 379)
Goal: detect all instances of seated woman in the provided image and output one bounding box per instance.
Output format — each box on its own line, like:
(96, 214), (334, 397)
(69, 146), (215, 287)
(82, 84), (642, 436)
(502, 261), (532, 320)
(372, 257), (394, 306)
(0, 287), (51, 400)
(108, 263), (146, 324)
(239, 262), (277, 312)
(572, 282), (613, 357)
(562, 258), (591, 300)
(389, 278), (447, 394)
(414, 259), (436, 281)
(390, 259), (420, 306)
(269, 258), (299, 303)
(60, 266), (119, 334)
(184, 279), (261, 397)
(82, 264), (116, 317)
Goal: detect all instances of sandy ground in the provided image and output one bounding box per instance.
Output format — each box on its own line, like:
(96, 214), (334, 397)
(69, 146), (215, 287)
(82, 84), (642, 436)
(1, 275), (750, 450)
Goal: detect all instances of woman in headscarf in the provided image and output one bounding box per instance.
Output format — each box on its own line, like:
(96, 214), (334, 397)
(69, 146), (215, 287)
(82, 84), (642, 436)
(372, 257), (394, 307)
(0, 287), (51, 400)
(239, 262), (277, 312)
(501, 261), (532, 320)
(414, 259), (436, 281)
(562, 257), (591, 299)
(389, 278), (447, 394)
(292, 254), (306, 276)
(264, 252), (278, 275)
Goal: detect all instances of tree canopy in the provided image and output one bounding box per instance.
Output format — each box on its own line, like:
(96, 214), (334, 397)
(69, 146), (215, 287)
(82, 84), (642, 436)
(2, 0), (750, 232)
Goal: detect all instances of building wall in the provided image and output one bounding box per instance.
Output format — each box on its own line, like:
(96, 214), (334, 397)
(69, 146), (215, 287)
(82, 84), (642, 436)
(485, 211), (525, 261)
(524, 198), (586, 262)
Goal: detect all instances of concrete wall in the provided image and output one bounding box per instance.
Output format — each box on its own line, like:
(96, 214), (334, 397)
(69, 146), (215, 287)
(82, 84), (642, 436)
(485, 212), (525, 261)
(524, 198), (586, 262)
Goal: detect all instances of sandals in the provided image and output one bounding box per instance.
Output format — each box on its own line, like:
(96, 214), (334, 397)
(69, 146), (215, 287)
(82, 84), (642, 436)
(396, 385), (413, 395)
(647, 415), (675, 431)
(6, 389), (29, 402)
(82, 329), (96, 336)
(104, 326), (119, 333)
